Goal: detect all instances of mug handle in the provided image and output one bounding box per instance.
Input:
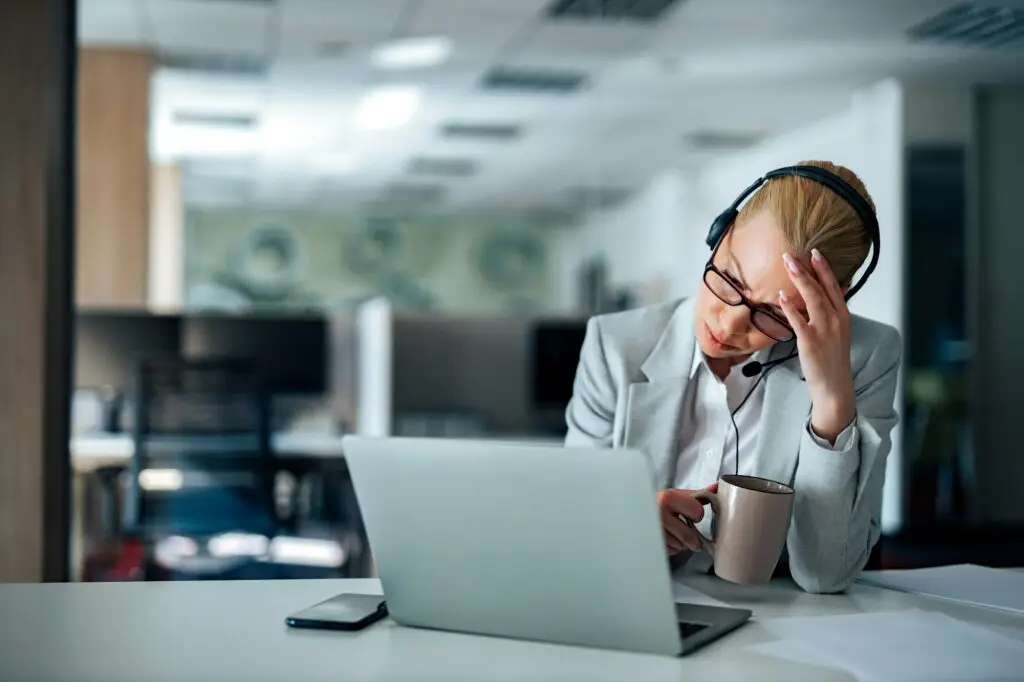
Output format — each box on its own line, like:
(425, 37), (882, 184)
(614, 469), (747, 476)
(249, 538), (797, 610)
(683, 490), (719, 556)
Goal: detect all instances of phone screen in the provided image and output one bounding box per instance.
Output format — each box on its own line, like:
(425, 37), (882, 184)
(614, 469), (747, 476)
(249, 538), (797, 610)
(287, 593), (386, 627)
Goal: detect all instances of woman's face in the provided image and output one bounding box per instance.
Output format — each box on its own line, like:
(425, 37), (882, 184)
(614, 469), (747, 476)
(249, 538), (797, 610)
(693, 210), (807, 362)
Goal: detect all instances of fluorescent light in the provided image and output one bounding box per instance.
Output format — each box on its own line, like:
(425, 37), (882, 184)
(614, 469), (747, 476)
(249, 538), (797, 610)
(353, 86), (423, 131)
(138, 468), (183, 491)
(371, 36), (452, 70)
(153, 535), (199, 567)
(208, 533), (269, 558)
(269, 537), (346, 568)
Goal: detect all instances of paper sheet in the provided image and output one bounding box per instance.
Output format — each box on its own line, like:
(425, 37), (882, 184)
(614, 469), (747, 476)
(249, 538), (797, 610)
(750, 609), (1024, 681)
(857, 564), (1024, 615)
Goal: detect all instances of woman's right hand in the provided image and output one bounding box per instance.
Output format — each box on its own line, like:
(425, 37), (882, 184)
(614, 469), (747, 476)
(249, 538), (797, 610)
(656, 484), (717, 555)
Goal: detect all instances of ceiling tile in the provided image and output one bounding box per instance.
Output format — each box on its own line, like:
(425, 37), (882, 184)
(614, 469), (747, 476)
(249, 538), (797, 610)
(408, 0), (549, 49)
(79, 0), (146, 46)
(277, 0), (407, 56)
(146, 0), (274, 56)
(516, 21), (653, 66)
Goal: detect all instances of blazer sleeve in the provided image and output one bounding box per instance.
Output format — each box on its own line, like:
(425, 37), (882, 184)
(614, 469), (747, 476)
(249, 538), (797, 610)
(564, 317), (617, 448)
(786, 328), (902, 594)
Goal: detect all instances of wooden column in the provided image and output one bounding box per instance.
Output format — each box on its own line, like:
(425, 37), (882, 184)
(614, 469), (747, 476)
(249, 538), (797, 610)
(0, 0), (75, 582)
(76, 47), (153, 308)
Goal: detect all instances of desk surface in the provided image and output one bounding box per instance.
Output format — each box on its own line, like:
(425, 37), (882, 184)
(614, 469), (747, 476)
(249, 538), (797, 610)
(2, 575), (1022, 682)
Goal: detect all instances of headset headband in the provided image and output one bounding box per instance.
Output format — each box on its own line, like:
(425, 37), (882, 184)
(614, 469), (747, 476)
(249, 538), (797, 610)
(705, 164), (880, 302)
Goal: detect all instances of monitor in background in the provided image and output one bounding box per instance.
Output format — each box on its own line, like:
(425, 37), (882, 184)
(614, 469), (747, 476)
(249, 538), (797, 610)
(75, 312), (183, 389)
(181, 315), (327, 395)
(529, 320), (588, 431)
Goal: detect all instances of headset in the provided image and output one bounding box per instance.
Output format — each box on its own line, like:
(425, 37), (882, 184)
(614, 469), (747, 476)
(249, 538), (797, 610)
(703, 165), (881, 378)
(706, 165), (882, 478)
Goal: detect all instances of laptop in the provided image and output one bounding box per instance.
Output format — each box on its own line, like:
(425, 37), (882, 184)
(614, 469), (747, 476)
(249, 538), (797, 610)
(341, 436), (752, 657)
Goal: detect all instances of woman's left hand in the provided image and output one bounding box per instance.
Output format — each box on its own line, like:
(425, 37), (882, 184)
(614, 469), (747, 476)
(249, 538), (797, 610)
(778, 249), (857, 443)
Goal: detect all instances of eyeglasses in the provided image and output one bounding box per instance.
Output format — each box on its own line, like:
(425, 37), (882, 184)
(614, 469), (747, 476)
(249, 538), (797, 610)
(702, 262), (794, 342)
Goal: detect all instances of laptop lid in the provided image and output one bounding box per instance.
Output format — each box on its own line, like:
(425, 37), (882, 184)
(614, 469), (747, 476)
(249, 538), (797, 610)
(342, 436), (683, 656)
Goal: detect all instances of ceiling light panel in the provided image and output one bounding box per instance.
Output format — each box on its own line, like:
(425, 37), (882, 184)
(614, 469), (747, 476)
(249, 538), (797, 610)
(680, 129), (766, 151)
(547, 0), (685, 22)
(371, 36), (453, 69)
(440, 122), (523, 141)
(408, 157), (479, 177)
(481, 66), (588, 93)
(381, 182), (447, 205)
(172, 111), (258, 128)
(907, 3), (1024, 47)
(160, 52), (269, 78)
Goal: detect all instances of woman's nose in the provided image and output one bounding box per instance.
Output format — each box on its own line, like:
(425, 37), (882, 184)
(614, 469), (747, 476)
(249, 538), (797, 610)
(719, 305), (753, 336)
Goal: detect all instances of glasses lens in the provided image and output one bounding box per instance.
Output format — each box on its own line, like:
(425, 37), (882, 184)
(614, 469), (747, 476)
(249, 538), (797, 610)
(752, 311), (793, 341)
(704, 269), (742, 305)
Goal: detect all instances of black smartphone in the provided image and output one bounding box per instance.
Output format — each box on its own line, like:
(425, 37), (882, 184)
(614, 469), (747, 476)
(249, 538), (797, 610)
(285, 593), (388, 632)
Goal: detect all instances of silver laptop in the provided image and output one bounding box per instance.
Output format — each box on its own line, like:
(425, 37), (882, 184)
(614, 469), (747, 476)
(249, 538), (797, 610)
(341, 436), (751, 656)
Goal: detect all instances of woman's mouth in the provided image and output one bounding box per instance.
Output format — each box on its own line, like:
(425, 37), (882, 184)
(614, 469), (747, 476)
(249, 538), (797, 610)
(704, 323), (738, 351)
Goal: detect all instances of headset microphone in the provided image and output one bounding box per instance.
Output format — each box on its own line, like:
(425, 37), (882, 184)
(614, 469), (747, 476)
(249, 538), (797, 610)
(740, 350), (799, 377)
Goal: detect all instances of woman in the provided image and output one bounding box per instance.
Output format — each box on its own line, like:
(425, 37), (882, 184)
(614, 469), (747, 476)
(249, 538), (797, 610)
(564, 160), (901, 594)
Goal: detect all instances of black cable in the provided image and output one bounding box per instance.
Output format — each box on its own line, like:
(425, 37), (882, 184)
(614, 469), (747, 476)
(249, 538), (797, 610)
(728, 367), (769, 477)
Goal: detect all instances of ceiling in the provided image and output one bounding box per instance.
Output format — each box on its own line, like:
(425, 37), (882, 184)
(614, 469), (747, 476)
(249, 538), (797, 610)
(79, 0), (1024, 216)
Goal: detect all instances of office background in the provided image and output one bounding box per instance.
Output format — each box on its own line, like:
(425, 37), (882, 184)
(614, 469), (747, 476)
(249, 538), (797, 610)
(1, 0), (1024, 584)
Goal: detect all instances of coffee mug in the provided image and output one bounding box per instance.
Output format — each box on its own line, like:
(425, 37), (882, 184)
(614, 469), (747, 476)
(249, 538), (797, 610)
(685, 474), (795, 585)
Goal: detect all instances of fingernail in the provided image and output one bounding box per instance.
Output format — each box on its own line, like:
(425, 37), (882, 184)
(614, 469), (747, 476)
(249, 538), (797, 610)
(783, 253), (799, 273)
(811, 248), (824, 263)
(778, 289), (788, 304)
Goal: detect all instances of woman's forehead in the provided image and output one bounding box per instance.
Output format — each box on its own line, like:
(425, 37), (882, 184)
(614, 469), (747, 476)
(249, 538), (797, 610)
(724, 213), (805, 306)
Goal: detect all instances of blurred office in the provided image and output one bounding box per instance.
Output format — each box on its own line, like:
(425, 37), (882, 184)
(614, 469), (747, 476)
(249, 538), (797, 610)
(1, 0), (1023, 584)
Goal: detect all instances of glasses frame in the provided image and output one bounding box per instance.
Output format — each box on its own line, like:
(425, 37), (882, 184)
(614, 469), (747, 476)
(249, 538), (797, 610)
(702, 237), (794, 343)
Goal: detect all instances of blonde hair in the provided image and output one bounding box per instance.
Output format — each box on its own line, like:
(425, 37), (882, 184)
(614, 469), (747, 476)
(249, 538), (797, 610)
(736, 160), (874, 286)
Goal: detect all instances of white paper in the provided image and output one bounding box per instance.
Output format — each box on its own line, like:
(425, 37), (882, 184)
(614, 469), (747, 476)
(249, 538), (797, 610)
(670, 581), (729, 608)
(751, 609), (1024, 681)
(857, 564), (1024, 615)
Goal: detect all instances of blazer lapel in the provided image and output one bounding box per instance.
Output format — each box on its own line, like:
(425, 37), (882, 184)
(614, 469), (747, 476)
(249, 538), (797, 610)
(623, 300), (695, 489)
(752, 349), (811, 486)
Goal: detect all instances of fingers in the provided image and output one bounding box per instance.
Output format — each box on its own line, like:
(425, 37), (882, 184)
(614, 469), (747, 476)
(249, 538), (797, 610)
(810, 248), (846, 311)
(657, 489), (710, 554)
(664, 530), (684, 555)
(658, 489), (705, 522)
(778, 288), (808, 336)
(783, 252), (832, 324)
(660, 508), (701, 553)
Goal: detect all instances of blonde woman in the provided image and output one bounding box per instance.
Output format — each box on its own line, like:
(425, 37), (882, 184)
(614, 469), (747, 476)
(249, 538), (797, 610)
(565, 161), (901, 594)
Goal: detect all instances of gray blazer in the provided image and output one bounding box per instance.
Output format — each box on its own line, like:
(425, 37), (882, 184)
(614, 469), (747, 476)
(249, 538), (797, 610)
(564, 297), (902, 594)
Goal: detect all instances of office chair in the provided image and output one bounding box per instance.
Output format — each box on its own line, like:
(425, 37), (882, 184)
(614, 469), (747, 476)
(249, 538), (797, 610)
(123, 356), (281, 580)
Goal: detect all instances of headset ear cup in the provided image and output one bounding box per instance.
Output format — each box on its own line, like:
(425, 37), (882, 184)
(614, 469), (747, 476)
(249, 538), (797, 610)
(706, 209), (737, 249)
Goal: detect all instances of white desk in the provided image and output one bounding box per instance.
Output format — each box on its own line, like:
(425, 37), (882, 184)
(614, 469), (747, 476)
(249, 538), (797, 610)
(70, 432), (348, 471)
(2, 575), (1022, 682)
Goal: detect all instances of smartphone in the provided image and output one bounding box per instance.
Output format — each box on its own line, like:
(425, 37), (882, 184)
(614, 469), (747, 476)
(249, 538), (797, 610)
(285, 593), (388, 632)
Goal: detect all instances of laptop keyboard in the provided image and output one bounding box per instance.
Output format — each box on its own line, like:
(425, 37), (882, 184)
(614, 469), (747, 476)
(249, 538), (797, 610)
(678, 621), (710, 639)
